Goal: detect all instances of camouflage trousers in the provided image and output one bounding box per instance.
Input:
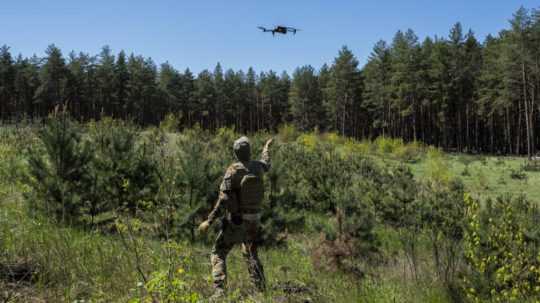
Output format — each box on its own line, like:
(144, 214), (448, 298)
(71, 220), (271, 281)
(211, 219), (266, 292)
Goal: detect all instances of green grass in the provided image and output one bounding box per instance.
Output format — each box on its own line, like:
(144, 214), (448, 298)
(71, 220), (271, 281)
(410, 154), (540, 203)
(0, 182), (451, 302)
(0, 187), (455, 302)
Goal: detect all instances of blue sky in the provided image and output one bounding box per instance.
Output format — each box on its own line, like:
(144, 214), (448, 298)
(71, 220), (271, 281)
(1, 1), (537, 74)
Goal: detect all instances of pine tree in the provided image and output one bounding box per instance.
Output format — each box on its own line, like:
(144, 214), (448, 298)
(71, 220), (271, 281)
(213, 63), (225, 129)
(35, 45), (70, 117)
(245, 67), (258, 131)
(115, 50), (129, 119)
(326, 46), (362, 136)
(0, 45), (16, 121)
(158, 62), (182, 116)
(389, 30), (421, 141)
(176, 130), (214, 242)
(289, 65), (323, 131)
(66, 51), (94, 120)
(25, 112), (94, 224)
(178, 68), (195, 127)
(89, 118), (159, 215)
(362, 40), (392, 137)
(96, 46), (116, 118)
(13, 55), (40, 120)
(194, 70), (215, 129)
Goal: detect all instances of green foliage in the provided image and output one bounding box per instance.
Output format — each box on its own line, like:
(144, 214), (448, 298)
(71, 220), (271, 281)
(24, 116), (161, 226)
(425, 147), (451, 185)
(463, 194), (540, 302)
(88, 118), (160, 216)
(375, 137), (401, 155)
(0, 128), (28, 186)
(25, 114), (94, 224)
(138, 266), (200, 303)
(420, 180), (466, 292)
(7, 120), (540, 302)
(509, 167), (528, 180)
(522, 159), (540, 172)
(174, 129), (218, 241)
(277, 124), (301, 143)
(313, 178), (381, 275)
(159, 112), (181, 132)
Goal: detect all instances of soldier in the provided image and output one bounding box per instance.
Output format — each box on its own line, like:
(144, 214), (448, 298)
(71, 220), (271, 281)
(198, 136), (273, 299)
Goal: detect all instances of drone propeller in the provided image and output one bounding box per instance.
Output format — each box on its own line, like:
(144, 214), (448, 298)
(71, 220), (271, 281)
(257, 26), (269, 32)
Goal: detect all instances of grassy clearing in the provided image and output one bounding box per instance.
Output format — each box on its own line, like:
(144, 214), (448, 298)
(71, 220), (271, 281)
(410, 154), (540, 203)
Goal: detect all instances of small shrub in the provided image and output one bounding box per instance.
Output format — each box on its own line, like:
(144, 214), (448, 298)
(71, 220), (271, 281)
(130, 241), (200, 303)
(375, 137), (403, 155)
(463, 194), (540, 302)
(522, 159), (540, 172)
(425, 147), (451, 186)
(476, 171), (490, 190)
(461, 166), (471, 176)
(494, 157), (506, 166)
(509, 167), (528, 180)
(419, 180), (466, 292)
(277, 124), (300, 143)
(393, 144), (422, 163)
(313, 181), (381, 276)
(296, 132), (319, 151)
(159, 112), (181, 132)
(89, 118), (160, 216)
(324, 132), (344, 146)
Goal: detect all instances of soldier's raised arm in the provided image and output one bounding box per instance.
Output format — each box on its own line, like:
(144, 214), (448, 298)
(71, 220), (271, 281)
(260, 138), (273, 172)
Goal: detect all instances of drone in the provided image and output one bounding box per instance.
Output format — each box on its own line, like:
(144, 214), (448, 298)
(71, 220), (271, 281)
(257, 25), (300, 36)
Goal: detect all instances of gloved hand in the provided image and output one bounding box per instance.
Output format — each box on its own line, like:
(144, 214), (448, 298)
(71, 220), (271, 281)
(264, 138), (274, 149)
(198, 220), (211, 233)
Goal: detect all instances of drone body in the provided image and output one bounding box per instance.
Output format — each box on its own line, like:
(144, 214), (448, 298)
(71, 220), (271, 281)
(258, 25), (300, 36)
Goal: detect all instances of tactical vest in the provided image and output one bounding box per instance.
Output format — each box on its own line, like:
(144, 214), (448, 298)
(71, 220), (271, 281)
(239, 172), (264, 215)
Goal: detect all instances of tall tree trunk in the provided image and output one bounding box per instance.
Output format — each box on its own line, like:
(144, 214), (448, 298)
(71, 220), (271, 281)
(523, 62), (532, 159)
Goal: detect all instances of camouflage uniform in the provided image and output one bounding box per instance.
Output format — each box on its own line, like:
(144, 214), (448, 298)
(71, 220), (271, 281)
(206, 136), (271, 293)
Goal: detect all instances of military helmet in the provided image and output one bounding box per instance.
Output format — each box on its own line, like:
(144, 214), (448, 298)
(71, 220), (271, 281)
(233, 136), (251, 162)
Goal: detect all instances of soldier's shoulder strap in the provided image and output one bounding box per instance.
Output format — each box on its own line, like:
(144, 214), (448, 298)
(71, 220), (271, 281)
(230, 162), (249, 173)
(221, 162), (247, 192)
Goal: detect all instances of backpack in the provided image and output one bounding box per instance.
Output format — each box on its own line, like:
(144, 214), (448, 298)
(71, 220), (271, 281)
(239, 169), (265, 214)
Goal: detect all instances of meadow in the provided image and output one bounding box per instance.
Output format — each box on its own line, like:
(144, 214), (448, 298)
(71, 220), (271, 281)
(1, 117), (540, 303)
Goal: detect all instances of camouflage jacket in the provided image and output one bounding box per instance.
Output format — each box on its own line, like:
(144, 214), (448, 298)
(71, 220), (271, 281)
(207, 145), (270, 224)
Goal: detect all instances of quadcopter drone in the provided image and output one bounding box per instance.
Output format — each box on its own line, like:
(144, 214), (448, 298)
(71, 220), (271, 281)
(257, 25), (300, 36)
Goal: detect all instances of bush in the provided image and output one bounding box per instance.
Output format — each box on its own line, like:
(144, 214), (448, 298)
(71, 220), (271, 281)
(393, 144), (422, 163)
(277, 124), (301, 143)
(463, 194), (540, 302)
(509, 167), (528, 180)
(159, 112), (181, 132)
(419, 180), (466, 292)
(173, 129), (218, 241)
(313, 164), (381, 276)
(88, 118), (160, 216)
(522, 159), (540, 172)
(25, 116), (161, 227)
(375, 137), (403, 155)
(25, 114), (94, 225)
(425, 147), (451, 185)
